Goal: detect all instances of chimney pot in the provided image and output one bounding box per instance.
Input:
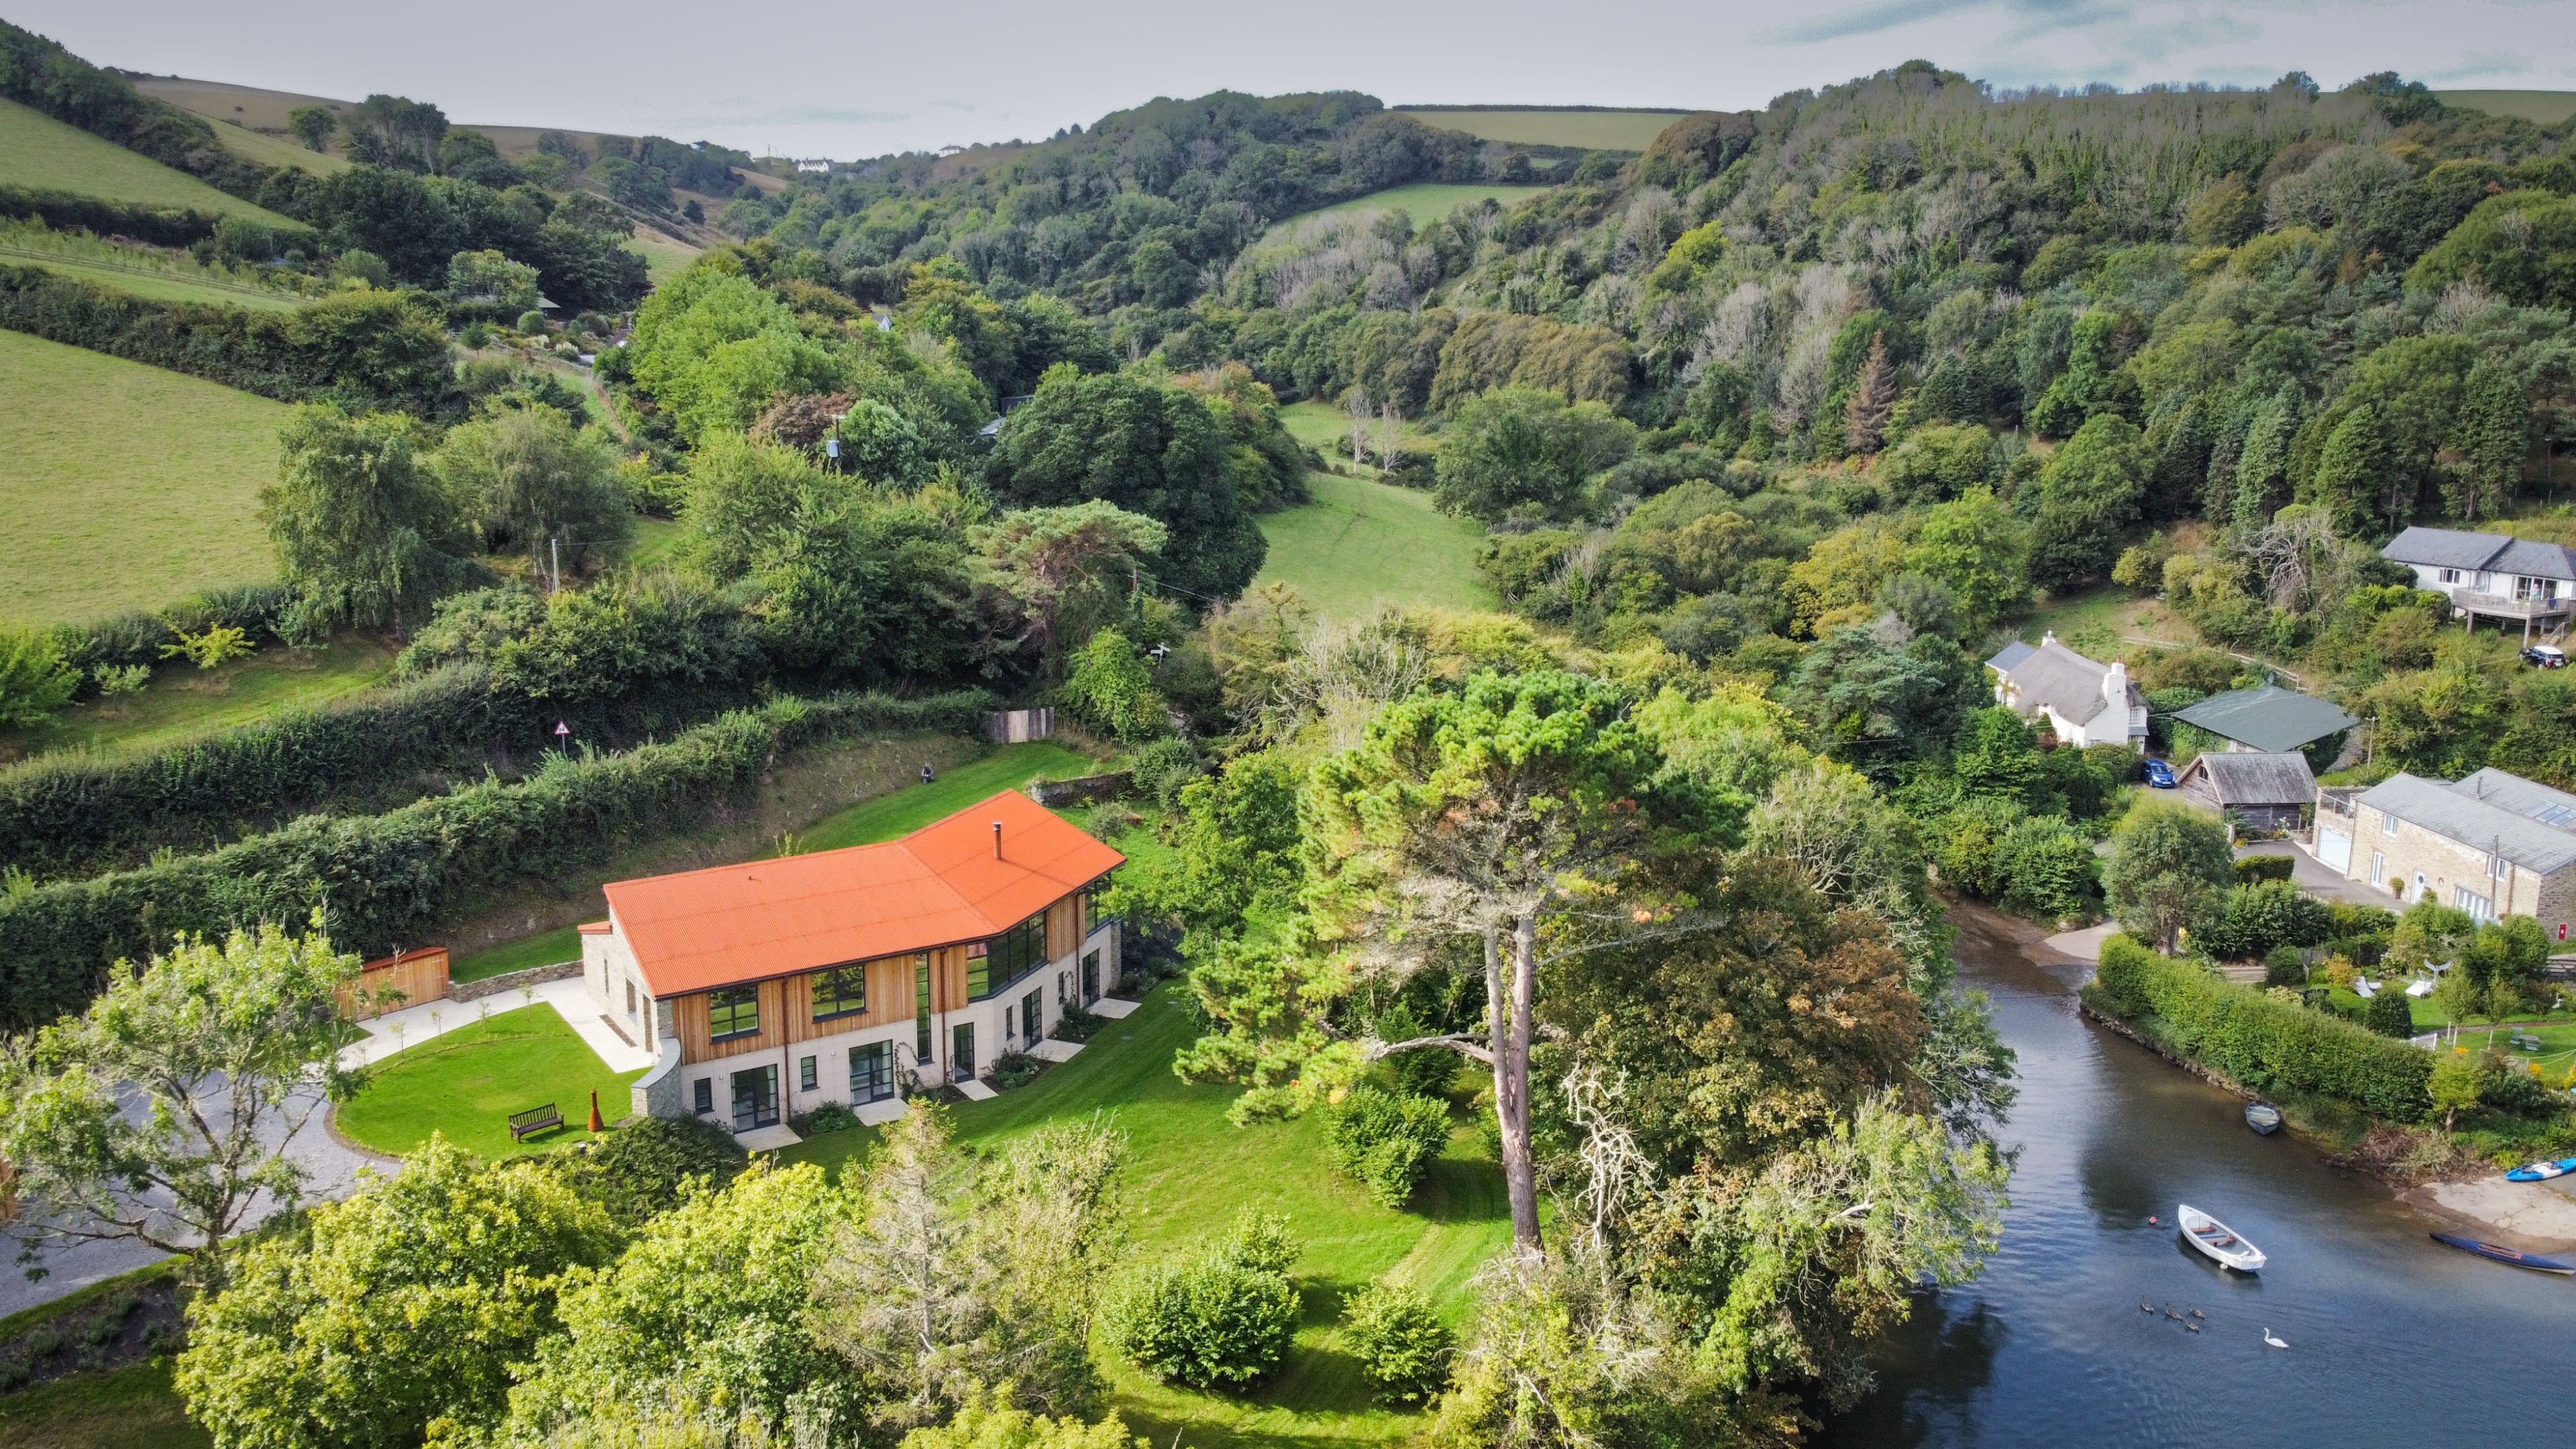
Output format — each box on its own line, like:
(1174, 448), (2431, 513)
(994, 820), (1004, 859)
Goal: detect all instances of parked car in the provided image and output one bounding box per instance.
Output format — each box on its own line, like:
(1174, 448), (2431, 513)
(2523, 643), (2567, 669)
(2143, 758), (2178, 789)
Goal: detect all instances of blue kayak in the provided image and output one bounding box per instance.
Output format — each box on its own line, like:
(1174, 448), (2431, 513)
(2504, 1157), (2576, 1183)
(2430, 1232), (2576, 1275)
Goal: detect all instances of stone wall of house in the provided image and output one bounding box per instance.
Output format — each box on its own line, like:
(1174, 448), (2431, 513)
(2347, 802), (2573, 930)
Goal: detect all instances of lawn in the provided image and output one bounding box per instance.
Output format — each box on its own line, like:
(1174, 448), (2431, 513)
(0, 1359), (209, 1449)
(1277, 400), (1438, 460)
(0, 99), (295, 224)
(0, 635), (396, 765)
(781, 986), (1511, 1448)
(1254, 472), (1495, 621)
(1393, 107), (1690, 151)
(337, 1005), (645, 1161)
(2436, 90), (2576, 125)
(627, 516), (686, 568)
(0, 331), (288, 627)
(795, 741), (1098, 853)
(1258, 183), (1550, 248)
(451, 926), (586, 985)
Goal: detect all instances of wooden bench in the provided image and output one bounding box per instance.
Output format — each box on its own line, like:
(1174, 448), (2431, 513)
(507, 1104), (564, 1142)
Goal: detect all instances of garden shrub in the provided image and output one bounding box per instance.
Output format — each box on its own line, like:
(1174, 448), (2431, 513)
(561, 1115), (746, 1225)
(2233, 855), (2295, 885)
(1993, 813), (2098, 919)
(2088, 933), (2433, 1120)
(2263, 945), (2307, 987)
(1103, 1210), (1301, 1389)
(0, 689), (990, 1028)
(1326, 1086), (1453, 1208)
(0, 264), (457, 417)
(2196, 880), (2333, 960)
(2363, 987), (2416, 1038)
(2478, 1053), (2557, 1116)
(0, 186), (228, 248)
(1124, 737), (1203, 810)
(1340, 1281), (1452, 1403)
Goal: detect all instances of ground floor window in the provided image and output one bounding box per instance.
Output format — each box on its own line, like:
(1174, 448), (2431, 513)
(799, 1055), (818, 1091)
(953, 1022), (976, 1081)
(914, 955), (933, 1065)
(1022, 988), (1042, 1043)
(1081, 949), (1099, 1002)
(851, 1041), (894, 1102)
(2454, 888), (2495, 920)
(731, 1064), (779, 1131)
(693, 1077), (713, 1114)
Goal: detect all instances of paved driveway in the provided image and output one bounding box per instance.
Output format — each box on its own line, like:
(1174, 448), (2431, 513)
(2235, 838), (2392, 908)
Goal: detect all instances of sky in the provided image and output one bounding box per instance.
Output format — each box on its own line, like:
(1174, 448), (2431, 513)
(15, 0), (2575, 159)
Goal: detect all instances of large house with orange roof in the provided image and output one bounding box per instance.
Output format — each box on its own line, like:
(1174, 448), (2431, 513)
(582, 789), (1126, 1138)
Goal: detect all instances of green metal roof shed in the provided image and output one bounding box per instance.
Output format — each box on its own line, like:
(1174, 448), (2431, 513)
(2169, 684), (2357, 754)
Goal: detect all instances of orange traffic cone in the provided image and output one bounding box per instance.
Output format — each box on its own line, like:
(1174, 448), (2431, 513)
(588, 1089), (604, 1134)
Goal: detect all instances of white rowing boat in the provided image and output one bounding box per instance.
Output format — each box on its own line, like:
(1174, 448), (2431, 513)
(2179, 1203), (2265, 1273)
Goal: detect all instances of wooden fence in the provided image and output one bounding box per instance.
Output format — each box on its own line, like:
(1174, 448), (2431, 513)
(337, 946), (449, 1021)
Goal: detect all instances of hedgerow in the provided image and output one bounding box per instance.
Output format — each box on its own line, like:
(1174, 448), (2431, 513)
(0, 688), (989, 1029)
(0, 186), (230, 248)
(2086, 932), (2432, 1120)
(0, 264), (456, 416)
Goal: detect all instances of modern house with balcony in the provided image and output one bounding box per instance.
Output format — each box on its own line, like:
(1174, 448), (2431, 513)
(2381, 527), (2576, 641)
(584, 789), (1124, 1143)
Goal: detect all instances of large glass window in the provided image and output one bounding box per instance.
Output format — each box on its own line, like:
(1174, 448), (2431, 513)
(708, 986), (760, 1041)
(975, 914), (1047, 998)
(810, 967), (866, 1022)
(914, 955), (932, 1064)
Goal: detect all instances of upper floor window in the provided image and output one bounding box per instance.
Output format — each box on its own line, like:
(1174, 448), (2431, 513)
(2381, 810), (2400, 836)
(1085, 876), (1114, 925)
(973, 914), (1049, 998)
(810, 967), (867, 1022)
(2439, 568), (2461, 584)
(708, 985), (761, 1040)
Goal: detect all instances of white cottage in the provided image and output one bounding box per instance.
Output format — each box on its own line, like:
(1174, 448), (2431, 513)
(1984, 633), (2148, 750)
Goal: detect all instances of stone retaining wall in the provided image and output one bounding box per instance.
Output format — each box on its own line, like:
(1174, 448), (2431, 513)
(1028, 771), (1130, 808)
(451, 959), (583, 1003)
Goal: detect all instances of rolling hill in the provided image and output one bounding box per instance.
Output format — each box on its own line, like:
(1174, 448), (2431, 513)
(1254, 181), (1552, 247)
(1395, 105), (1690, 151)
(0, 97), (297, 223)
(2434, 90), (2576, 125)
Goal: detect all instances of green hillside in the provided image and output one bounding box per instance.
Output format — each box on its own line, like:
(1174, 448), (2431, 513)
(2436, 90), (2576, 125)
(0, 331), (285, 624)
(1254, 472), (1495, 620)
(0, 98), (296, 223)
(1396, 107), (1689, 151)
(1258, 182), (1550, 246)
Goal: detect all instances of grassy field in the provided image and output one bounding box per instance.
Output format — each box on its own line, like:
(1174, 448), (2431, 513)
(2436, 90), (2576, 125)
(195, 119), (350, 176)
(0, 254), (303, 311)
(450, 926), (586, 985)
(1395, 107), (1689, 151)
(1259, 183), (1550, 247)
(796, 741), (1097, 853)
(0, 635), (396, 765)
(0, 332), (288, 626)
(627, 517), (686, 568)
(1254, 472), (1495, 621)
(627, 225), (703, 288)
(1277, 400), (1438, 459)
(0, 1359), (209, 1449)
(337, 1005), (645, 1161)
(782, 985), (1510, 1448)
(0, 99), (295, 224)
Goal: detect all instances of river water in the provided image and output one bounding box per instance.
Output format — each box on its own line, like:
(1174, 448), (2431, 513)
(1819, 906), (2571, 1448)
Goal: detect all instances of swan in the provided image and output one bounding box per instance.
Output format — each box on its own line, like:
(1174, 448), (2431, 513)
(2140, 1299), (2155, 1313)
(2263, 1328), (2289, 1349)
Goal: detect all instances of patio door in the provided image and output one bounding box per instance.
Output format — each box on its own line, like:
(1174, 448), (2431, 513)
(1081, 950), (1099, 1004)
(731, 1065), (779, 1131)
(850, 1041), (894, 1103)
(951, 1022), (975, 1082)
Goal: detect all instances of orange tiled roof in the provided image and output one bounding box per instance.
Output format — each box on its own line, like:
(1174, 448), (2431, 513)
(603, 789), (1123, 997)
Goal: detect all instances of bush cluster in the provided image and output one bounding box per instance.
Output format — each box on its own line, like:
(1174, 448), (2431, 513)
(0, 264), (456, 417)
(2195, 879), (2334, 960)
(0, 186), (233, 248)
(559, 1115), (746, 1226)
(2088, 933), (2432, 1120)
(0, 689), (988, 1028)
(1326, 1085), (1453, 1208)
(1340, 1281), (1452, 1403)
(46, 584), (290, 681)
(1103, 1210), (1301, 1389)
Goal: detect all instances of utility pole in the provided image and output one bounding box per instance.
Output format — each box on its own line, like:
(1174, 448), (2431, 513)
(549, 534), (561, 595)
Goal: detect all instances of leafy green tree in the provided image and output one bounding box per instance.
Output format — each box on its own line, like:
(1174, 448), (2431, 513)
(626, 260), (849, 443)
(1106, 750), (1305, 959)
(262, 407), (472, 639)
(1060, 628), (1166, 741)
(2406, 189), (2576, 310)
(2021, 414), (2149, 591)
(2102, 799), (2235, 951)
(1433, 386), (1636, 524)
(433, 404), (631, 579)
(2428, 1050), (2482, 1132)
(1325, 1085), (1453, 1207)
(985, 368), (1267, 602)
(175, 1137), (623, 1449)
(1875, 423), (1996, 504)
(287, 104), (336, 152)
(899, 1393), (1146, 1449)
(1903, 488), (2029, 627)
(2445, 359), (2526, 523)
(443, 248), (540, 311)
(0, 920), (362, 1285)
(1950, 707), (2042, 804)
(2365, 986), (2416, 1038)
(971, 501), (1169, 669)
(0, 627), (79, 727)
(836, 396), (932, 485)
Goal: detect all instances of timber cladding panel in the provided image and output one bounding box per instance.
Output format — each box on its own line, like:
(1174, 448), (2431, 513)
(337, 947), (449, 1021)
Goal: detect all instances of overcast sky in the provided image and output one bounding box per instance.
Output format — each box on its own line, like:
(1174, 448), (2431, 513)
(16, 0), (2575, 158)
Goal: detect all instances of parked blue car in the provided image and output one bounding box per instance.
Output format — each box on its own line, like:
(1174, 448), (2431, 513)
(2143, 758), (2177, 789)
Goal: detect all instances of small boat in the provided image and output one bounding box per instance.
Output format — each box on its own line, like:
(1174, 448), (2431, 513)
(2179, 1204), (2266, 1273)
(2245, 1103), (2282, 1136)
(2504, 1157), (2576, 1183)
(2428, 1232), (2576, 1275)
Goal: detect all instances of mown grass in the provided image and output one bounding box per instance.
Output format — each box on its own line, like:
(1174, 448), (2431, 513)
(0, 635), (396, 766)
(0, 1358), (209, 1449)
(1253, 472), (1495, 621)
(1277, 401), (1438, 461)
(1258, 183), (1550, 248)
(1, 256), (303, 311)
(337, 1005), (644, 1161)
(1395, 107), (1688, 151)
(450, 926), (587, 985)
(0, 331), (288, 627)
(781, 986), (1511, 1448)
(794, 742), (1098, 853)
(0, 99), (295, 224)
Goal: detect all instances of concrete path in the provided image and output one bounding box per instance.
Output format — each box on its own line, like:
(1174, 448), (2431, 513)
(3, 982), (653, 1318)
(2234, 838), (2390, 908)
(955, 1078), (999, 1102)
(2043, 922), (2116, 964)
(1089, 998), (1140, 1020)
